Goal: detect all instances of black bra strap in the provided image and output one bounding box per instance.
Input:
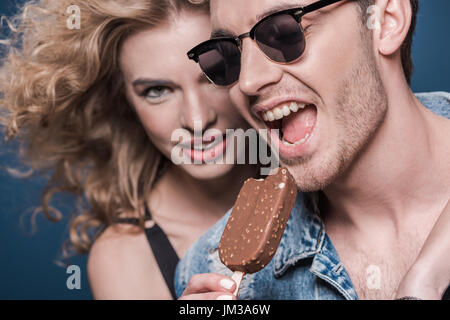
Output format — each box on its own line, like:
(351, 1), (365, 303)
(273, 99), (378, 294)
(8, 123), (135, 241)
(114, 204), (152, 225)
(113, 205), (179, 299)
(143, 206), (179, 299)
(114, 217), (140, 225)
(144, 205), (152, 220)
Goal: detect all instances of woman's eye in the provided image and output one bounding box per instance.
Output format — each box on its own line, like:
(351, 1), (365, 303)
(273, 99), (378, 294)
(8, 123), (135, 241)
(142, 86), (171, 100)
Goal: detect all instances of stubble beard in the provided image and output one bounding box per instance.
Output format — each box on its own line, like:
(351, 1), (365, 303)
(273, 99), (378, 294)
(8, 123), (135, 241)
(282, 38), (388, 193)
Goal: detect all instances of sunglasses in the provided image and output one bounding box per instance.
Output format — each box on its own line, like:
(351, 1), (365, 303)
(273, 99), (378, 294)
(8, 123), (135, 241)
(187, 0), (344, 86)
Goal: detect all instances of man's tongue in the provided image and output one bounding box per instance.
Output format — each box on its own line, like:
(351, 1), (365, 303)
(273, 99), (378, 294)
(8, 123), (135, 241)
(281, 105), (317, 143)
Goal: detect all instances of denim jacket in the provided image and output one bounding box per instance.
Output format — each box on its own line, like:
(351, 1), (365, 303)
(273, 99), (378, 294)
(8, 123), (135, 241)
(175, 92), (450, 300)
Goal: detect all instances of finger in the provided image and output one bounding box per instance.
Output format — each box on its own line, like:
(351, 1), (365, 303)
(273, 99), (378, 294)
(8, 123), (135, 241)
(179, 291), (237, 301)
(182, 273), (236, 295)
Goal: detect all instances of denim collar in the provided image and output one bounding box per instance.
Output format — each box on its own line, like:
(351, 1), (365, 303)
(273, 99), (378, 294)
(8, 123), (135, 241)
(272, 192), (325, 277)
(272, 192), (358, 300)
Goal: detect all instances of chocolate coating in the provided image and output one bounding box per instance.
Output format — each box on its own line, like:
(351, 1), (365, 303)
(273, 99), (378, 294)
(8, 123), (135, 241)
(218, 168), (297, 274)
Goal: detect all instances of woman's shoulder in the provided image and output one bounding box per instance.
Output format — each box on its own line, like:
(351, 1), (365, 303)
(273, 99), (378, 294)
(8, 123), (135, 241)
(89, 222), (146, 257)
(87, 222), (172, 299)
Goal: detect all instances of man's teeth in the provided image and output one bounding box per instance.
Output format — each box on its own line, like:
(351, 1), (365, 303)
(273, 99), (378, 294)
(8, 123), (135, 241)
(262, 102), (306, 122)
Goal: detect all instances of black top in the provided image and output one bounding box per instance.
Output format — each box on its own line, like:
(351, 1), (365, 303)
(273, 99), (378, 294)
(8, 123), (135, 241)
(114, 205), (179, 299)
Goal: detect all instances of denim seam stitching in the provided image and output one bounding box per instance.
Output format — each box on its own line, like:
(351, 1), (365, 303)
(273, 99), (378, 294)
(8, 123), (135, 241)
(273, 250), (318, 278)
(316, 220), (325, 253)
(311, 270), (354, 300)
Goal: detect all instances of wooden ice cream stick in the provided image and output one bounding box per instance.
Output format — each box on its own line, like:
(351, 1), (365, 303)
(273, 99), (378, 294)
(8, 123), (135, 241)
(231, 271), (244, 297)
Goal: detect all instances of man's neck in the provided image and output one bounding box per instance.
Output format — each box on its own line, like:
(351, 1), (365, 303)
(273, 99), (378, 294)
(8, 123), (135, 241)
(323, 87), (450, 234)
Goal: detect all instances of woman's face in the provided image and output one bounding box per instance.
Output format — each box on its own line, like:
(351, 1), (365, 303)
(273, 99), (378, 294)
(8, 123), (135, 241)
(120, 10), (250, 180)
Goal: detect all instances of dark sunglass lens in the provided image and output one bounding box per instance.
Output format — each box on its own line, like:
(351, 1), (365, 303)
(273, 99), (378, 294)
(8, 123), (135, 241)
(255, 14), (305, 63)
(197, 41), (241, 86)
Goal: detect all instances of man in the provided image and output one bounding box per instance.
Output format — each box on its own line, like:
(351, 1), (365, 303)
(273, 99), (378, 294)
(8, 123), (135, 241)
(175, 0), (450, 299)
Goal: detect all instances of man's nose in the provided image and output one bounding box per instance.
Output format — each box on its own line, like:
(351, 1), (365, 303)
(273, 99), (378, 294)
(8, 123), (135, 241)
(238, 38), (283, 95)
(180, 88), (217, 133)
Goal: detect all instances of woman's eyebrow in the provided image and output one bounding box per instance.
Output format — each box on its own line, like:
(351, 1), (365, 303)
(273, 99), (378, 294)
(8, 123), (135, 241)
(132, 78), (174, 88)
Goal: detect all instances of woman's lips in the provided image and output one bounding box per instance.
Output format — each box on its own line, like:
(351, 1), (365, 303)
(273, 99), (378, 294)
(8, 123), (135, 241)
(178, 136), (216, 149)
(182, 134), (228, 163)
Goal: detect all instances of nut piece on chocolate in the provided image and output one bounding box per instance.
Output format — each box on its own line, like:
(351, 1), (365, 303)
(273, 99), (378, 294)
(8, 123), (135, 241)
(218, 168), (297, 274)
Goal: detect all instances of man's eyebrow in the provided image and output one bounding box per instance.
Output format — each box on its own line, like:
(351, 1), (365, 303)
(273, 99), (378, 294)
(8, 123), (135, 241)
(256, 2), (307, 22)
(211, 28), (235, 39)
(211, 2), (308, 39)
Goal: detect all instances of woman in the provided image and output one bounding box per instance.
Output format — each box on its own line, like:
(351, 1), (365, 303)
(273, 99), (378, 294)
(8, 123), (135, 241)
(0, 0), (258, 299)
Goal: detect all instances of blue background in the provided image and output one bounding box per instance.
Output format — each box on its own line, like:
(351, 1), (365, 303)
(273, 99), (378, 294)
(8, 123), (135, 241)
(1, 0), (449, 299)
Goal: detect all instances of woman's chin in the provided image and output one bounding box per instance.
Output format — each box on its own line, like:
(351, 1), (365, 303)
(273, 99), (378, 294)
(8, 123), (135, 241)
(178, 162), (236, 181)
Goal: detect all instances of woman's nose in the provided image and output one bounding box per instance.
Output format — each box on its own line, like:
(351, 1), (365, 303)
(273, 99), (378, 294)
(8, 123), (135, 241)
(179, 88), (218, 133)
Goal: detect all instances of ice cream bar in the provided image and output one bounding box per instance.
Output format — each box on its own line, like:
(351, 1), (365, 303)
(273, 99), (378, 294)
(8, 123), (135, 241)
(218, 167), (297, 294)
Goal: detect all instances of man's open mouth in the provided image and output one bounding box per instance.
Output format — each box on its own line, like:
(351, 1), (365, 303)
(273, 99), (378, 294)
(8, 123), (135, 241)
(260, 101), (318, 148)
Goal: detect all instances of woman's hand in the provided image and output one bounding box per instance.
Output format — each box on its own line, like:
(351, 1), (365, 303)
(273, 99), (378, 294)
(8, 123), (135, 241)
(179, 273), (237, 300)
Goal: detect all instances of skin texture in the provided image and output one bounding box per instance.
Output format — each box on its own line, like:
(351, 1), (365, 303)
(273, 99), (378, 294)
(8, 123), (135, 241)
(87, 9), (257, 299)
(181, 0), (450, 300)
(396, 199), (450, 299)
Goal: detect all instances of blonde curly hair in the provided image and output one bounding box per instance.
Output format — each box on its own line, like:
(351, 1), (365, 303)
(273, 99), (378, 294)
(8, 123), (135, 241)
(0, 0), (208, 256)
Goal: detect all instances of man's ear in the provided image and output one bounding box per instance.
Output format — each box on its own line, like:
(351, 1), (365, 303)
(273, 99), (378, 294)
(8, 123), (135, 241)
(374, 0), (412, 56)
